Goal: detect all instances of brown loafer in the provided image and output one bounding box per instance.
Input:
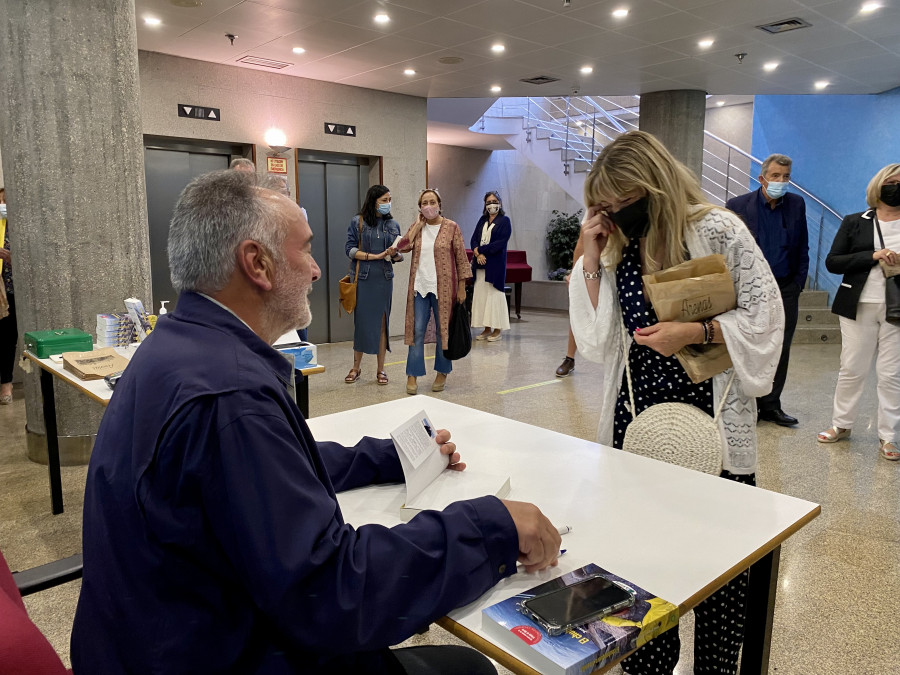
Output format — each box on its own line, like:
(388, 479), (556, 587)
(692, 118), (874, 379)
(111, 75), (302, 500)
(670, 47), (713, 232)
(344, 368), (361, 384)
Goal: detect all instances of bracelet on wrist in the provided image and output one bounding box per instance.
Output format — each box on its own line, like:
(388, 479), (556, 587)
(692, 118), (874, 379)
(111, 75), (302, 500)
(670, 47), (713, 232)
(583, 268), (601, 280)
(701, 321), (709, 344)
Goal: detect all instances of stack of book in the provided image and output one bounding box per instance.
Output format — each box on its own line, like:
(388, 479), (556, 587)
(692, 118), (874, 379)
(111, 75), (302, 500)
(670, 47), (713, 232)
(96, 314), (136, 347)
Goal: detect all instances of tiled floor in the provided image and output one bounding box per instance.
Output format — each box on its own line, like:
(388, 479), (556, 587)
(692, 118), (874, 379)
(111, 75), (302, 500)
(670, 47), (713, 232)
(1, 309), (897, 674)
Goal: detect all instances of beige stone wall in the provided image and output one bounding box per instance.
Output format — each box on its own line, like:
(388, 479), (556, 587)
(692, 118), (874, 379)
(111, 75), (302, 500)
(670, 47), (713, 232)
(138, 51), (428, 338)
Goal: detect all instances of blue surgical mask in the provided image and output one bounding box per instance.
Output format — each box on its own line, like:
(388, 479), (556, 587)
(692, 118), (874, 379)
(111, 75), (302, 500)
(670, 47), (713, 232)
(377, 203), (392, 215)
(764, 181), (788, 199)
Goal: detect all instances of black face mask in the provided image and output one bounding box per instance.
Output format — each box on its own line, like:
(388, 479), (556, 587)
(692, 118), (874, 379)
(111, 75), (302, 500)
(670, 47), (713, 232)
(880, 183), (900, 207)
(608, 196), (651, 239)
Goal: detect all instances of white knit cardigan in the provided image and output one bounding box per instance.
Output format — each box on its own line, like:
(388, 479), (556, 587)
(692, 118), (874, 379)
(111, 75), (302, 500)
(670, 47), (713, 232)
(569, 207), (785, 474)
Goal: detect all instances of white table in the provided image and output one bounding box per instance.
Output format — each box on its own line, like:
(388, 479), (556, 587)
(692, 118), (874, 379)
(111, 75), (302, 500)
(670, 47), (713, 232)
(24, 347), (325, 514)
(308, 396), (820, 675)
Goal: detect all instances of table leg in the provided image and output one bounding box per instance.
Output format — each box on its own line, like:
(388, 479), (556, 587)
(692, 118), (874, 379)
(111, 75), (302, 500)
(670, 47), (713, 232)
(514, 282), (522, 319)
(39, 368), (64, 515)
(298, 374), (309, 419)
(740, 545), (780, 675)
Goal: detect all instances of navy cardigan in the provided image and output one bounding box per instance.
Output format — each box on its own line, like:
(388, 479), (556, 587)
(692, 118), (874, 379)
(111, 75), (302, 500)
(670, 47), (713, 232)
(470, 214), (511, 292)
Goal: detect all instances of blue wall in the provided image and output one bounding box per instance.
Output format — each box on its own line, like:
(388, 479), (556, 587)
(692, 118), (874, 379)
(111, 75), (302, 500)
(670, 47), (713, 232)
(751, 88), (900, 299)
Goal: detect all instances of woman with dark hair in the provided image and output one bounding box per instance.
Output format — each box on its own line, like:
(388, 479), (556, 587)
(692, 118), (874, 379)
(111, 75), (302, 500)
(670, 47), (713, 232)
(0, 186), (14, 405)
(818, 163), (900, 460)
(471, 191), (511, 342)
(399, 189), (471, 395)
(344, 185), (402, 385)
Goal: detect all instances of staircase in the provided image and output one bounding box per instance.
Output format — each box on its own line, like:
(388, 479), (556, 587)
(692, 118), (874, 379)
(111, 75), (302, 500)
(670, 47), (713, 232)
(795, 290), (841, 344)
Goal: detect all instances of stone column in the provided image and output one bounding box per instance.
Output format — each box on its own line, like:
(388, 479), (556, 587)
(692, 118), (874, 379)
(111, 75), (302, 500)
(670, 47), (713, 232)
(0, 0), (150, 464)
(639, 90), (707, 179)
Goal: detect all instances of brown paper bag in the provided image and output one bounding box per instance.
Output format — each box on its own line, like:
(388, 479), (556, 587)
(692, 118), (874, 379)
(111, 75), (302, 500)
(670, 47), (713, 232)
(643, 254), (736, 323)
(643, 254), (737, 384)
(63, 347), (129, 380)
(879, 260), (900, 279)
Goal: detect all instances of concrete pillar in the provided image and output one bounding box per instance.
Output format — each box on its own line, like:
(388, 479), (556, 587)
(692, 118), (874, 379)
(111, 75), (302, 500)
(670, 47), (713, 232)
(0, 0), (150, 464)
(639, 90), (707, 179)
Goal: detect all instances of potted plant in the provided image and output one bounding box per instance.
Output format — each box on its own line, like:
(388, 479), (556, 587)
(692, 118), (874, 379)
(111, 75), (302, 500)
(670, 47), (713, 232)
(546, 209), (583, 280)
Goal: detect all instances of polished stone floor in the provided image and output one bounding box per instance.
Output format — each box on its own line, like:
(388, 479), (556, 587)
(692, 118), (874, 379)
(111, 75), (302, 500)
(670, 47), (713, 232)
(1, 309), (897, 674)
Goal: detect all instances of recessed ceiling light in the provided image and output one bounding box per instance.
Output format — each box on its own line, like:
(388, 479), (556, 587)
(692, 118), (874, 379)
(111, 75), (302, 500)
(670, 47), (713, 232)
(404, 68), (416, 75)
(612, 8), (629, 18)
(861, 2), (882, 12)
(716, 101), (725, 106)
(575, 120), (584, 126)
(698, 38), (714, 48)
(490, 85), (502, 93)
(374, 13), (390, 24)
(580, 66), (593, 74)
(144, 17), (162, 26)
(814, 80), (830, 90)
(292, 47), (306, 54)
(491, 43), (506, 53)
(763, 61), (779, 71)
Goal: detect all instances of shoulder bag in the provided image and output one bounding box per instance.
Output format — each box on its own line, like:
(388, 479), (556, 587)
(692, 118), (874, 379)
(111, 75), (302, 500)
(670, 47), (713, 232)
(620, 323), (735, 475)
(338, 219), (363, 316)
(874, 215), (900, 325)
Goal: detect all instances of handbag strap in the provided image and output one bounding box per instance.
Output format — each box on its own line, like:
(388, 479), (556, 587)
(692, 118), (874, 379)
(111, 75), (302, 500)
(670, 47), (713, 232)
(621, 321), (735, 423)
(351, 218), (364, 279)
(874, 213), (886, 250)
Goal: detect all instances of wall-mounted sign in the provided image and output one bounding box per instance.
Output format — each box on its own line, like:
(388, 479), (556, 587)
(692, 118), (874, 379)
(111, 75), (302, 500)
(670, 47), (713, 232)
(177, 104), (221, 121)
(324, 122), (356, 137)
(266, 157), (288, 174)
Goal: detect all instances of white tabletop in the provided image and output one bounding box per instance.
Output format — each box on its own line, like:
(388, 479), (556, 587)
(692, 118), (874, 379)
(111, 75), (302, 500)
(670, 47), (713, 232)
(308, 396), (819, 670)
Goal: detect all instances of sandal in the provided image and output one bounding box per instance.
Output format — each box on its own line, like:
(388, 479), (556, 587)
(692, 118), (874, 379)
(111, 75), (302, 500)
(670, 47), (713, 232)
(817, 426), (850, 443)
(880, 440), (900, 461)
(376, 371), (389, 385)
(344, 368), (361, 384)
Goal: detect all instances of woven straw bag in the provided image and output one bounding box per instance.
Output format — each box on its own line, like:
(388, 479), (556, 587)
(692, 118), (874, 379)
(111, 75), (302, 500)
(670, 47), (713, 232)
(621, 324), (734, 475)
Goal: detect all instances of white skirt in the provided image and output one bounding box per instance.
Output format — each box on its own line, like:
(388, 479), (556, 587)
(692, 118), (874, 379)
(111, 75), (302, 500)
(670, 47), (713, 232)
(471, 270), (510, 330)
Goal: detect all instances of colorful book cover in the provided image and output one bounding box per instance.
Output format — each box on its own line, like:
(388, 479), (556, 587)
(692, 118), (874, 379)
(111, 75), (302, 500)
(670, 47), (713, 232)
(481, 564), (678, 675)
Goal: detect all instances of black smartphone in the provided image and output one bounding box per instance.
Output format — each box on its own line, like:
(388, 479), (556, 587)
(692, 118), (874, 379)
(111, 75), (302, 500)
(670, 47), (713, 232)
(519, 574), (636, 636)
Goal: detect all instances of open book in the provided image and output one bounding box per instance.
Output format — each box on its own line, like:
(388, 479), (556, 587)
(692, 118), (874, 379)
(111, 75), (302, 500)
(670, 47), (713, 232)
(390, 410), (510, 521)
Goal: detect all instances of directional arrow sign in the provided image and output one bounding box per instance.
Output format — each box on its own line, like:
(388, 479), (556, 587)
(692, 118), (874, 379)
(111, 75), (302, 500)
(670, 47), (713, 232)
(324, 122), (356, 137)
(178, 104), (221, 121)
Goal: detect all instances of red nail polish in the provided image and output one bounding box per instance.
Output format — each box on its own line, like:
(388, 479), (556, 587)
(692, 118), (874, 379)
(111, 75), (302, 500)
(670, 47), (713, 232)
(635, 328), (642, 334)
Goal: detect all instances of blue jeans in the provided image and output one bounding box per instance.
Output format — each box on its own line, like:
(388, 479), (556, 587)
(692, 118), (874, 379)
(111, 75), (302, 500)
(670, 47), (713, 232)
(407, 292), (452, 377)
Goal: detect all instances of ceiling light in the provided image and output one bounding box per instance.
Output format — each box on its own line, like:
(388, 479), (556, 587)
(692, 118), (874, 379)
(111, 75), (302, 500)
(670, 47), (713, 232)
(814, 80), (830, 90)
(490, 85), (502, 93)
(144, 17), (161, 26)
(264, 128), (287, 147)
(403, 68), (416, 75)
(861, 2), (882, 12)
(612, 8), (629, 18)
(491, 43), (506, 53)
(374, 13), (390, 24)
(716, 101), (725, 106)
(575, 120), (584, 126)
(580, 66), (593, 74)
(292, 47), (306, 54)
(698, 38), (715, 48)
(763, 61), (779, 71)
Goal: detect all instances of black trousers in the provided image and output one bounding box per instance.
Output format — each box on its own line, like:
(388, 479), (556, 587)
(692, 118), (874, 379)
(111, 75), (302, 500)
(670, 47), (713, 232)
(758, 278), (799, 411)
(394, 645), (497, 675)
(0, 291), (17, 384)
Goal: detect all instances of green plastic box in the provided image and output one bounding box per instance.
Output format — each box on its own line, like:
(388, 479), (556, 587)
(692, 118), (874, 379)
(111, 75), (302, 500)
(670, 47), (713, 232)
(24, 328), (93, 358)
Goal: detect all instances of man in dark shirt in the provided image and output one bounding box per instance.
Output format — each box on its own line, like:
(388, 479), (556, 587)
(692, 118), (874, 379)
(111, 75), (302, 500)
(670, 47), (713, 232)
(71, 170), (561, 674)
(726, 154), (808, 426)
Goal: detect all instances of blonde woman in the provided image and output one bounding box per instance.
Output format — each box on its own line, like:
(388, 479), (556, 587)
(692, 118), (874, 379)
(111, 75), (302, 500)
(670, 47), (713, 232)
(398, 189), (471, 395)
(568, 131), (783, 675)
(818, 164), (900, 460)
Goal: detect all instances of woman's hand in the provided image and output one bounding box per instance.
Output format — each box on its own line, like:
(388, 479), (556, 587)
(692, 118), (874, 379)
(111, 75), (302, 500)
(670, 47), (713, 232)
(581, 205), (614, 270)
(0, 248), (9, 263)
(874, 248), (899, 266)
(633, 322), (704, 357)
(407, 215), (426, 242)
(386, 246), (397, 257)
(457, 282), (466, 304)
(476, 254), (486, 265)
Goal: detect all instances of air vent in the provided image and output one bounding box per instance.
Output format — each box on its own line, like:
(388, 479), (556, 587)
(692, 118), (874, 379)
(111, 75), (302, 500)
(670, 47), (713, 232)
(520, 75), (561, 85)
(438, 56), (464, 65)
(237, 56), (292, 69)
(757, 17), (812, 34)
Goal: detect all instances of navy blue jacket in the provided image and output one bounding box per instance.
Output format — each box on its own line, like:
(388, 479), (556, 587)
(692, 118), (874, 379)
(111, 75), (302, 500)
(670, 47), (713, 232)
(726, 189), (809, 288)
(71, 292), (518, 674)
(470, 215), (511, 292)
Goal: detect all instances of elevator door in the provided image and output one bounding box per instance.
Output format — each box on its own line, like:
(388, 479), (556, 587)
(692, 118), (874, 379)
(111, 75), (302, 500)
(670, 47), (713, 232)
(144, 148), (229, 310)
(297, 159), (368, 344)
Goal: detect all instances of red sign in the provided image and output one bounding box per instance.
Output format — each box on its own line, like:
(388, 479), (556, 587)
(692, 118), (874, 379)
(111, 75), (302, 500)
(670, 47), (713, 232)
(267, 156), (288, 174)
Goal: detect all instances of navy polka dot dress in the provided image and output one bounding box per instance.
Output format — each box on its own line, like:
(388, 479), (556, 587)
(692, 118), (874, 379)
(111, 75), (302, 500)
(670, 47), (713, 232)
(611, 238), (713, 450)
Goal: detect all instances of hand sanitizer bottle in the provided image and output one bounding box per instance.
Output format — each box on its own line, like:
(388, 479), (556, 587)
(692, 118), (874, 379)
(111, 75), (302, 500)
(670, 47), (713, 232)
(159, 301), (169, 315)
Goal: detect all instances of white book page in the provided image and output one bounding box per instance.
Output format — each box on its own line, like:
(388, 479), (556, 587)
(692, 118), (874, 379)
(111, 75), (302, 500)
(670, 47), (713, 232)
(390, 411), (448, 504)
(406, 471), (510, 511)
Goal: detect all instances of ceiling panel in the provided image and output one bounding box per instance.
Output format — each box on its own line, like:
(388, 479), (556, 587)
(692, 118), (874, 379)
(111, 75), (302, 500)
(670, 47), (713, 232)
(134, 0), (900, 96)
